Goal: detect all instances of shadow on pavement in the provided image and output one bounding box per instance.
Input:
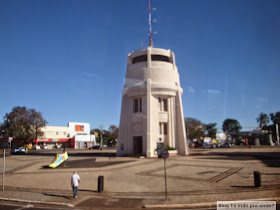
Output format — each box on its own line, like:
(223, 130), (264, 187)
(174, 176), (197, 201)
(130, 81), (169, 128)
(76, 197), (161, 209)
(43, 193), (72, 199)
(41, 158), (135, 169)
(25, 150), (117, 157)
(231, 186), (256, 189)
(79, 189), (97, 193)
(196, 151), (280, 168)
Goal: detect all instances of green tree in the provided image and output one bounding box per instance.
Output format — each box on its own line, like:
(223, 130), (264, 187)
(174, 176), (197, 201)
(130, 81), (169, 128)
(256, 112), (269, 128)
(108, 125), (118, 145)
(2, 106), (47, 141)
(222, 118), (242, 133)
(269, 112), (280, 143)
(91, 125), (118, 146)
(185, 117), (205, 141)
(269, 112), (280, 125)
(203, 123), (217, 138)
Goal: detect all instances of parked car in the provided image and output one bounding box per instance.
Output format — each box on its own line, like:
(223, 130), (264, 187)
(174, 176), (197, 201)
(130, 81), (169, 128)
(201, 143), (212, 149)
(193, 142), (201, 148)
(89, 145), (101, 150)
(12, 147), (28, 154)
(202, 143), (221, 149)
(220, 143), (232, 148)
(211, 143), (221, 148)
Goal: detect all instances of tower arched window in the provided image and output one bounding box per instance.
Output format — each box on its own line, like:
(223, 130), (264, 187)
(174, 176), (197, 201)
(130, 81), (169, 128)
(158, 97), (168, 112)
(133, 98), (142, 113)
(159, 123), (168, 135)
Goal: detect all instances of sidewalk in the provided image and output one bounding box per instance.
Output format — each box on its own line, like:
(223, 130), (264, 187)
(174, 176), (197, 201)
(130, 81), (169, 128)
(0, 187), (279, 209)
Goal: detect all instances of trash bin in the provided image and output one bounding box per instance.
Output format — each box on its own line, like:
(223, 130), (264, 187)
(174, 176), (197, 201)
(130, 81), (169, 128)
(254, 171), (261, 188)
(98, 176), (104, 192)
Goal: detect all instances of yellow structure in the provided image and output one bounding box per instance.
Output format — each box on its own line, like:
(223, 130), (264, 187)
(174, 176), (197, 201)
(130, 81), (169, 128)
(48, 152), (69, 168)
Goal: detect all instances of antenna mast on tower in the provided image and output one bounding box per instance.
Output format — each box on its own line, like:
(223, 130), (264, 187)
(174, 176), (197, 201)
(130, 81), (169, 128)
(148, 0), (152, 47)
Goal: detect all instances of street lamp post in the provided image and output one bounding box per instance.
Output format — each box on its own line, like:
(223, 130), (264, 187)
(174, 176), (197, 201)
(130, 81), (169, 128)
(1, 130), (6, 191)
(276, 124), (279, 146)
(99, 126), (104, 149)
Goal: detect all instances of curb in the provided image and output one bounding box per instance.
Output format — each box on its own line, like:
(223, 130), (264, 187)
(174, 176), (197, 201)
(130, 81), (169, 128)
(144, 197), (280, 209)
(0, 197), (74, 208)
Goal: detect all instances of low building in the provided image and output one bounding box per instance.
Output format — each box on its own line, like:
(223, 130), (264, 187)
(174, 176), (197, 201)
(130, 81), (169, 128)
(12, 122), (96, 149)
(68, 122), (96, 149)
(216, 133), (227, 143)
(41, 126), (69, 139)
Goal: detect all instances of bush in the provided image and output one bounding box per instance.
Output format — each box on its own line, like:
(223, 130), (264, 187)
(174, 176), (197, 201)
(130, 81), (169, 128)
(164, 145), (176, 150)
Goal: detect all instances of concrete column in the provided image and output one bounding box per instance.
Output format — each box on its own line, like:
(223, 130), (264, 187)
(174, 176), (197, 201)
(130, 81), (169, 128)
(171, 97), (176, 148)
(127, 98), (132, 154)
(176, 86), (188, 155)
(167, 97), (172, 147)
(146, 79), (153, 157)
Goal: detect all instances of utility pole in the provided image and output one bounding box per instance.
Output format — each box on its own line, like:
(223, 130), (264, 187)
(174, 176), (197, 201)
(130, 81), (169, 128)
(276, 124), (279, 146)
(2, 149), (5, 191)
(99, 125), (104, 148)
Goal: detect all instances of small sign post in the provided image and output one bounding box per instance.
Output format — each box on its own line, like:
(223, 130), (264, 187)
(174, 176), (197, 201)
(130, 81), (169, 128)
(161, 150), (169, 200)
(2, 149), (5, 191)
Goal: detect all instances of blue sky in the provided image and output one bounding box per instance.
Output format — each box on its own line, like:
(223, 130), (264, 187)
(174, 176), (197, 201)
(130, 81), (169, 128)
(1, 0), (279, 132)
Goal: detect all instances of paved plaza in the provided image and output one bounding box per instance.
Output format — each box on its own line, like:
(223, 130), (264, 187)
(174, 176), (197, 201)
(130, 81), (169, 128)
(0, 147), (279, 209)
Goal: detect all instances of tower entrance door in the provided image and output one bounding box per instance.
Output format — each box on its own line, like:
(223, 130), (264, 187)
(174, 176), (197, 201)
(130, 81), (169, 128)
(133, 136), (142, 155)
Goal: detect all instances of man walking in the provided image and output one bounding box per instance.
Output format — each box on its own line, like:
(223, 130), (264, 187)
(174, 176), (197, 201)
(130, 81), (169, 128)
(71, 171), (80, 198)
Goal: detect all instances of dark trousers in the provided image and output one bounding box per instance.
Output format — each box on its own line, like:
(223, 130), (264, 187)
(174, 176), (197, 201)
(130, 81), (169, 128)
(72, 186), (78, 196)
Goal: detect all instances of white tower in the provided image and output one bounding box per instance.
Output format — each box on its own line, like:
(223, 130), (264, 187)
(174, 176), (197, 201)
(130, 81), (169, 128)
(117, 0), (188, 157)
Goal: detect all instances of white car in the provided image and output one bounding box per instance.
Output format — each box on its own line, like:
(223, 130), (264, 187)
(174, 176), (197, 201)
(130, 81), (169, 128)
(12, 147), (28, 154)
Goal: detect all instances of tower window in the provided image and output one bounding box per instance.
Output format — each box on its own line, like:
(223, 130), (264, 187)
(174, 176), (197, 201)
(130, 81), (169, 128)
(133, 98), (142, 113)
(158, 98), (168, 112)
(132, 54), (171, 64)
(132, 55), (147, 64)
(151, 55), (170, 63)
(159, 123), (168, 135)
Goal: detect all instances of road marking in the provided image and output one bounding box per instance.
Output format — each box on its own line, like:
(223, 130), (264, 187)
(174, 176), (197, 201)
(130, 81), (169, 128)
(15, 204), (34, 209)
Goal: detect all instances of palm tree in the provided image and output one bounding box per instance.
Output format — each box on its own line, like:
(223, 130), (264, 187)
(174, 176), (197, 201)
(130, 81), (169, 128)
(256, 112), (269, 128)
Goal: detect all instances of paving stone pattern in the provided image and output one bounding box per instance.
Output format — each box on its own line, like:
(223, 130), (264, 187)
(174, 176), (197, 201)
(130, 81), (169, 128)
(0, 147), (279, 208)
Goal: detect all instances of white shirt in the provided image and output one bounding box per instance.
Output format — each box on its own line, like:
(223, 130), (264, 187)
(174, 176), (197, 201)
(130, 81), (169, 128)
(71, 173), (80, 187)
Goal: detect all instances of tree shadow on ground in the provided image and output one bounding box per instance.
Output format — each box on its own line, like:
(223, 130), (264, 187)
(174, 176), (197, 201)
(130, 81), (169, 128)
(196, 151), (280, 167)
